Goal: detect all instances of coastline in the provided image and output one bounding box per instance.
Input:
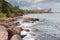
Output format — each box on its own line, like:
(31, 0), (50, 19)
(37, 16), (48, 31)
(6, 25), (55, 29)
(0, 17), (19, 22)
(0, 13), (60, 40)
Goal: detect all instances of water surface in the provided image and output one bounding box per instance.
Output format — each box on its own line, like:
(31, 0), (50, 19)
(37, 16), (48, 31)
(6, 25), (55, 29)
(21, 13), (60, 40)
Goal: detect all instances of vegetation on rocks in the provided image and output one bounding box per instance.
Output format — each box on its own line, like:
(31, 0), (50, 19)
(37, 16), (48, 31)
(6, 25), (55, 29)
(0, 13), (6, 18)
(0, 0), (23, 18)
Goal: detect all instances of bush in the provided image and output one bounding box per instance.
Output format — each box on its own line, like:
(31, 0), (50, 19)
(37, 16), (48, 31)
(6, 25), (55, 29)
(6, 13), (15, 17)
(0, 13), (6, 18)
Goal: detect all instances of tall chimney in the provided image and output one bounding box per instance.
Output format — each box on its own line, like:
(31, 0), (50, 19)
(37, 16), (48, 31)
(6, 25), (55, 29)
(48, 8), (52, 13)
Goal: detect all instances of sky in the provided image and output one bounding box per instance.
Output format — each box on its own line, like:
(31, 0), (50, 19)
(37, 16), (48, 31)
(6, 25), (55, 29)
(5, 0), (60, 12)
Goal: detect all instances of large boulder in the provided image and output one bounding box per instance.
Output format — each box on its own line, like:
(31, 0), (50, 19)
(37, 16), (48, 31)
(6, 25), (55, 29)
(8, 27), (23, 34)
(0, 25), (8, 40)
(7, 27), (23, 39)
(10, 34), (21, 40)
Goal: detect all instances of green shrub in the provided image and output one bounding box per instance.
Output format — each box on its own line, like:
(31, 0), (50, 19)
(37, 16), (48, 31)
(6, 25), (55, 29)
(0, 13), (6, 18)
(6, 13), (15, 17)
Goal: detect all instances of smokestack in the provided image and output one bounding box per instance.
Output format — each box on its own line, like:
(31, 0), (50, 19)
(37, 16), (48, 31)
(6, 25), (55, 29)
(48, 8), (52, 13)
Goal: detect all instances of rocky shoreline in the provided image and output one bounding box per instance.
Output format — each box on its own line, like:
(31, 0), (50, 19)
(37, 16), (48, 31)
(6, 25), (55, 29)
(0, 16), (39, 40)
(0, 17), (18, 22)
(0, 16), (22, 40)
(0, 25), (22, 40)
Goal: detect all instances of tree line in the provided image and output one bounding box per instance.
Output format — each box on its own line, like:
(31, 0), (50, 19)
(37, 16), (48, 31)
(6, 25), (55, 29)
(0, 0), (24, 18)
(0, 0), (52, 18)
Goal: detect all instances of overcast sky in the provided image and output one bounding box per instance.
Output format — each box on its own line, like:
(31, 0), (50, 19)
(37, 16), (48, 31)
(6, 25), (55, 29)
(5, 0), (60, 12)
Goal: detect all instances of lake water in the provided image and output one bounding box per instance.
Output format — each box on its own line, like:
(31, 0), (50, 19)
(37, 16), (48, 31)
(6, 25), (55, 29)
(20, 13), (60, 40)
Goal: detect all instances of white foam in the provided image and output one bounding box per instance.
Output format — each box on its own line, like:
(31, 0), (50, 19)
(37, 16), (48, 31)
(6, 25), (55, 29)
(19, 13), (60, 40)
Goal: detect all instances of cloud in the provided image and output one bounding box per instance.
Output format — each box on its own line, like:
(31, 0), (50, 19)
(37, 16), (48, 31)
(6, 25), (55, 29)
(15, 0), (21, 3)
(14, 0), (45, 3)
(5, 0), (60, 12)
(55, 3), (60, 7)
(14, 0), (60, 9)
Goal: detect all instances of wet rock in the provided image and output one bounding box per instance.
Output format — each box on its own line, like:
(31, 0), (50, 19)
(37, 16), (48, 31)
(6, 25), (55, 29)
(10, 34), (21, 40)
(24, 17), (32, 21)
(15, 22), (20, 26)
(33, 18), (39, 21)
(0, 25), (8, 40)
(21, 35), (27, 38)
(24, 17), (39, 21)
(25, 29), (30, 32)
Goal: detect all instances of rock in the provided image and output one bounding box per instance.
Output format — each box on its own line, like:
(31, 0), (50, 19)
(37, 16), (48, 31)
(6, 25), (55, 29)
(33, 18), (39, 21)
(0, 17), (18, 22)
(12, 27), (23, 34)
(14, 22), (20, 26)
(9, 27), (23, 34)
(24, 17), (39, 21)
(7, 27), (23, 39)
(21, 35), (27, 38)
(0, 23), (9, 28)
(10, 34), (21, 40)
(0, 31), (8, 40)
(0, 25), (7, 30)
(0, 25), (8, 40)
(25, 29), (30, 32)
(24, 17), (33, 21)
